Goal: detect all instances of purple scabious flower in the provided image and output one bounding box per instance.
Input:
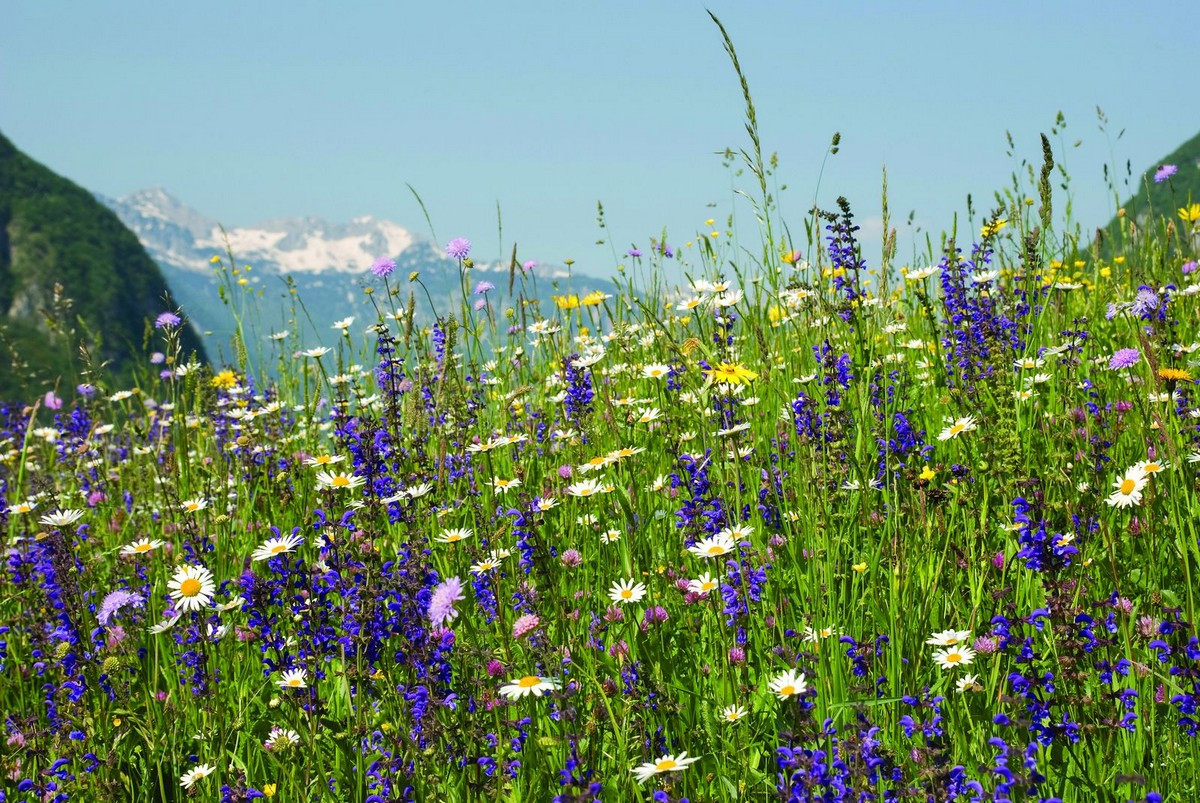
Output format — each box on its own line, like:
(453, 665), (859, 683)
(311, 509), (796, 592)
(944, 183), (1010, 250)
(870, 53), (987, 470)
(97, 590), (144, 626)
(1131, 288), (1160, 318)
(473, 281), (494, 295)
(1109, 348), (1140, 370)
(428, 576), (465, 626)
(371, 256), (396, 277)
(446, 237), (472, 260)
(522, 260), (537, 271)
(512, 613), (540, 639)
(626, 248), (643, 258)
(1154, 164), (1178, 183)
(155, 311), (181, 328)
(1184, 260), (1198, 275)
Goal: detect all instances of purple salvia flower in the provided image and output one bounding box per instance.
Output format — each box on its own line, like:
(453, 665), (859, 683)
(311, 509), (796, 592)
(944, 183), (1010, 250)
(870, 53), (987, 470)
(1109, 348), (1140, 370)
(445, 237), (472, 261)
(428, 576), (465, 626)
(97, 590), (144, 627)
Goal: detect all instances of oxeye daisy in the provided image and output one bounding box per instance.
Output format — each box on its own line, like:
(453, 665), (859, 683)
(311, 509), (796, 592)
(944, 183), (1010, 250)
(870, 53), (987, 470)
(641, 363), (671, 379)
(769, 668), (808, 700)
(718, 704), (748, 724)
(498, 675), (560, 699)
(39, 509), (85, 528)
(608, 578), (647, 605)
(314, 471), (366, 491)
(251, 532), (305, 562)
(1105, 467), (1148, 508)
(631, 752), (701, 785)
(687, 572), (720, 595)
(925, 629), (972, 647)
(932, 645), (976, 670)
(264, 727), (301, 750)
(937, 416), (978, 441)
(167, 564), (216, 611)
(147, 614), (181, 634)
(803, 625), (838, 643)
(567, 478), (606, 498)
(687, 533), (737, 559)
(180, 763), (216, 789)
(577, 455), (616, 473)
(120, 538), (164, 556)
(278, 668), (308, 689)
(1134, 459), (1169, 476)
(435, 527), (473, 544)
(180, 497), (209, 514)
(303, 454), (345, 467)
(955, 673), (982, 693)
(490, 477), (521, 494)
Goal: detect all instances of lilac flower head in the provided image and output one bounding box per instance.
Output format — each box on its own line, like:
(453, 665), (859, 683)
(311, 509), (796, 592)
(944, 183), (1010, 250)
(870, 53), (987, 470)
(626, 248), (643, 258)
(43, 391), (62, 411)
(1131, 288), (1159, 318)
(445, 237), (472, 261)
(155, 311), (182, 329)
(428, 576), (465, 626)
(1154, 164), (1178, 183)
(98, 590), (145, 627)
(76, 383), (96, 398)
(472, 298), (487, 311)
(522, 260), (537, 272)
(1184, 260), (1197, 276)
(512, 613), (540, 639)
(371, 256), (396, 277)
(150, 352), (165, 365)
(473, 281), (495, 295)
(1109, 348), (1140, 370)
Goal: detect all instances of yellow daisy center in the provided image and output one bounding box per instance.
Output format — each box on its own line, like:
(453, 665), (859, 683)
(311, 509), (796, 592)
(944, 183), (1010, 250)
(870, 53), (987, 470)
(779, 684), (795, 696)
(287, 678), (303, 687)
(948, 424), (964, 436)
(517, 675), (542, 688)
(620, 589), (633, 599)
(270, 544), (289, 554)
(186, 503), (200, 511)
(179, 578), (202, 597)
(1120, 478), (1136, 495)
(707, 545), (725, 555)
(946, 653), (962, 663)
(1144, 463), (1161, 473)
(134, 543), (153, 553)
(655, 759), (677, 771)
(332, 476), (350, 487)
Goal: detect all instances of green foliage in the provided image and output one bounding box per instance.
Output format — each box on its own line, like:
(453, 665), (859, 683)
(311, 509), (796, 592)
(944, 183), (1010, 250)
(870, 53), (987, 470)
(0, 131), (207, 400)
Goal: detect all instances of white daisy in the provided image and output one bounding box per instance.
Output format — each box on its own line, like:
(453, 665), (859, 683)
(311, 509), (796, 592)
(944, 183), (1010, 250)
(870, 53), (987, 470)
(608, 578), (647, 605)
(251, 532), (305, 562)
(180, 763), (216, 789)
(769, 668), (808, 700)
(498, 675), (560, 699)
(631, 752), (701, 785)
(167, 564), (216, 612)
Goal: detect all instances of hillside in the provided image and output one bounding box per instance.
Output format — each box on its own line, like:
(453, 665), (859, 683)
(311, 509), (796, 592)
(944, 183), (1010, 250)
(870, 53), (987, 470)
(0, 133), (207, 401)
(1099, 129), (1200, 250)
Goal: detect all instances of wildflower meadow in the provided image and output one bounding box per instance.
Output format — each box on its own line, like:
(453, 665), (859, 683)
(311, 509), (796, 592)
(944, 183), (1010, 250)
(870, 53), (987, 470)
(5, 23), (1200, 803)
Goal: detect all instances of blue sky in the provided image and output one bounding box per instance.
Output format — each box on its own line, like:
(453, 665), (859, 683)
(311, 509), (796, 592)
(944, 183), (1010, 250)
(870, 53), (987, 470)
(4, 1), (1197, 273)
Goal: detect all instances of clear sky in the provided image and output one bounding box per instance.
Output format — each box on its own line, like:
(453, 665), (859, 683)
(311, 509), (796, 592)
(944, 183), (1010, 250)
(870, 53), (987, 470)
(3, 1), (1197, 274)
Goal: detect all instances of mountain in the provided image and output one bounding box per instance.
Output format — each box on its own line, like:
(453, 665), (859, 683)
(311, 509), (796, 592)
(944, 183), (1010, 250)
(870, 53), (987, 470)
(0, 133), (208, 402)
(103, 189), (612, 366)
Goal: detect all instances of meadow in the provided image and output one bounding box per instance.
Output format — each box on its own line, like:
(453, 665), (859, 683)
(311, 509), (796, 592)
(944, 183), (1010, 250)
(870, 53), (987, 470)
(4, 31), (1200, 803)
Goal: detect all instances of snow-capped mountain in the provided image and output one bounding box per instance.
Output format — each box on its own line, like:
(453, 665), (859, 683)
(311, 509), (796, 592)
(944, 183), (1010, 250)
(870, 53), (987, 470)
(107, 187), (415, 275)
(101, 188), (607, 365)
